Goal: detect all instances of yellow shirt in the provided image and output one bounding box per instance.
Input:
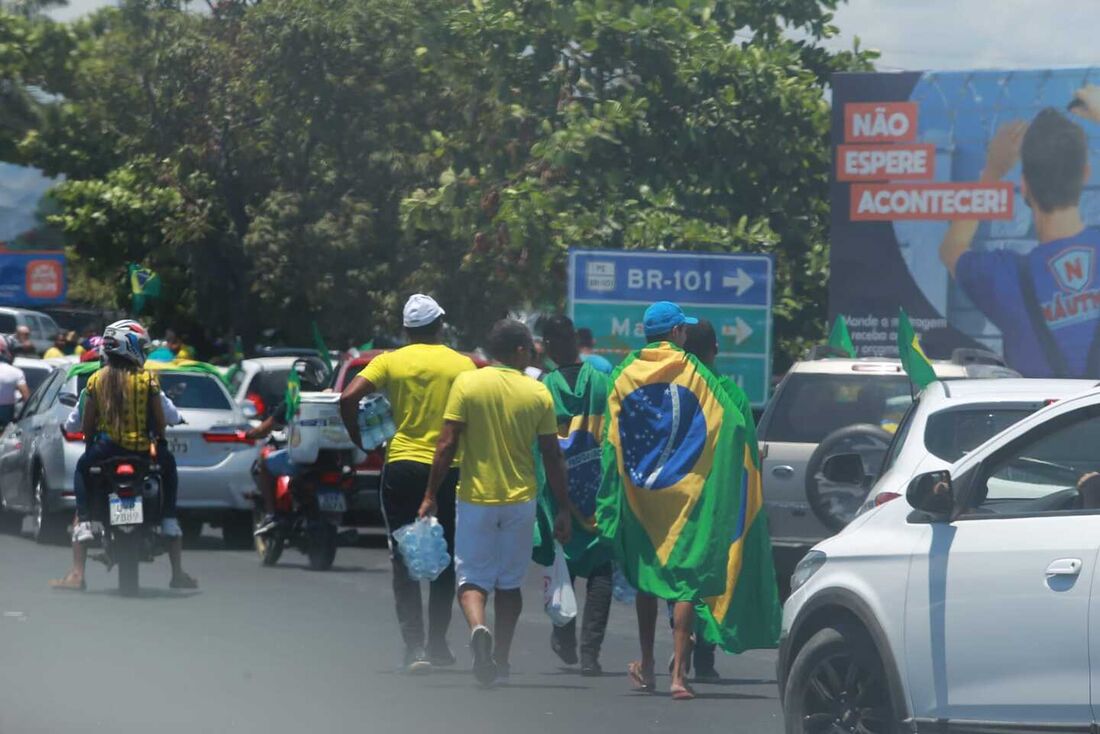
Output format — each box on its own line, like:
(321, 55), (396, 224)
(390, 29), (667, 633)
(359, 344), (476, 464)
(85, 368), (161, 452)
(443, 366), (557, 505)
(43, 347), (64, 359)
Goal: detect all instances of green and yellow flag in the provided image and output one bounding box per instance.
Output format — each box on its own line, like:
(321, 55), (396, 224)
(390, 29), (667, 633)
(285, 367), (301, 422)
(311, 320), (333, 374)
(695, 375), (781, 652)
(128, 264), (161, 315)
(828, 315), (856, 358)
(897, 309), (938, 389)
(596, 343), (744, 602)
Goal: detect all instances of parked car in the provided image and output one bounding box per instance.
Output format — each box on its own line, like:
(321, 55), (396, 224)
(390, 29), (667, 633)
(0, 361), (261, 547)
(229, 356), (329, 421)
(0, 307), (62, 354)
(757, 348), (1019, 581)
(778, 384), (1100, 733)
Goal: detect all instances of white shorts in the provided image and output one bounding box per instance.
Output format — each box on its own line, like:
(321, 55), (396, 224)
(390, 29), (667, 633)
(454, 498), (537, 592)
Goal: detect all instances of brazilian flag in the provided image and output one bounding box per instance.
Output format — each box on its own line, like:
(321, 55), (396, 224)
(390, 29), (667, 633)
(695, 375), (781, 652)
(897, 308), (938, 389)
(532, 362), (613, 576)
(596, 343), (744, 602)
(128, 264), (161, 315)
(285, 367), (301, 422)
(828, 314), (856, 358)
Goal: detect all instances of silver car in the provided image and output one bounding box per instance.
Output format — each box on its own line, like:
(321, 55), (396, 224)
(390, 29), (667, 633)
(0, 364), (260, 547)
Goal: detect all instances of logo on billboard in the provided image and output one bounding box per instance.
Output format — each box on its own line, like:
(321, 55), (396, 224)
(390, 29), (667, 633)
(1049, 247), (1093, 294)
(25, 259), (63, 299)
(585, 261), (615, 292)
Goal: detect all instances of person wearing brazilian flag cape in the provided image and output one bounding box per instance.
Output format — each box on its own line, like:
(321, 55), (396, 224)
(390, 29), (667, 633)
(596, 301), (781, 701)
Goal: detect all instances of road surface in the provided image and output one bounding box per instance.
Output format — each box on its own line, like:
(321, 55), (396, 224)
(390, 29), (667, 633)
(0, 525), (784, 734)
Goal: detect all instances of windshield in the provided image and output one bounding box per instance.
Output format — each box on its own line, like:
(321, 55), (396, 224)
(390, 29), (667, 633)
(924, 407), (1036, 463)
(762, 373), (912, 443)
(20, 365), (52, 394)
(158, 373), (232, 410)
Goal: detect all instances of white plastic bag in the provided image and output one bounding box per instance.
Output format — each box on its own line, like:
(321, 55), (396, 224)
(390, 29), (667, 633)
(542, 541), (578, 627)
(393, 517), (451, 581)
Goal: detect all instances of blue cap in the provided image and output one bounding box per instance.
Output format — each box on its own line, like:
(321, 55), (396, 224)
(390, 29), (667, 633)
(643, 301), (698, 337)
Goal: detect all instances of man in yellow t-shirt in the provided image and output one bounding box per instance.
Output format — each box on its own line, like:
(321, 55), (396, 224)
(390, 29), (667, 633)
(418, 319), (573, 688)
(339, 294), (475, 674)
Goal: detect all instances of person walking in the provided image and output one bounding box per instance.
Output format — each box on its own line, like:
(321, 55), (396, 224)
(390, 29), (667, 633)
(596, 302), (749, 701)
(339, 294), (476, 674)
(537, 315), (613, 676)
(418, 319), (573, 687)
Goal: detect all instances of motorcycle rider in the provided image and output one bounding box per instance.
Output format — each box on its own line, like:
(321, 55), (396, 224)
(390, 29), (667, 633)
(246, 359), (329, 532)
(49, 320), (197, 591)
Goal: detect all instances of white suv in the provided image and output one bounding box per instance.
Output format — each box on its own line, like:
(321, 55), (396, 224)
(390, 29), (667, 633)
(779, 385), (1100, 733)
(758, 350), (1018, 562)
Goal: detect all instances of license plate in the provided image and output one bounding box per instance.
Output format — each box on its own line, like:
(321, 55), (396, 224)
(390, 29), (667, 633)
(317, 491), (346, 514)
(168, 439), (189, 455)
(108, 494), (143, 526)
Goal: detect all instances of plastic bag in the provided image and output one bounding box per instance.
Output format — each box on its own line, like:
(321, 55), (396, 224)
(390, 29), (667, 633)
(542, 541), (578, 627)
(393, 517), (450, 581)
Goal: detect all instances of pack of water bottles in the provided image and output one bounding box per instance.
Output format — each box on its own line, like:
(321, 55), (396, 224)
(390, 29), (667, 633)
(358, 394), (397, 451)
(393, 517), (450, 581)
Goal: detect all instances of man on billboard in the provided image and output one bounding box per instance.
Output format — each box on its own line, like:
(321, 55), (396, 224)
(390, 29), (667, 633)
(940, 95), (1100, 377)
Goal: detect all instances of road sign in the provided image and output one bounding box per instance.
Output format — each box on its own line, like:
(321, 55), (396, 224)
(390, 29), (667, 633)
(568, 249), (774, 406)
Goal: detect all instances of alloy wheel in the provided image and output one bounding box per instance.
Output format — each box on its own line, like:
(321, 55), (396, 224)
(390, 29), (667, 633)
(801, 652), (891, 734)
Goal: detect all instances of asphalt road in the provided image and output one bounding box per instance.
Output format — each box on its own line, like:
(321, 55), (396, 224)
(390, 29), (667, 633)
(0, 523), (784, 734)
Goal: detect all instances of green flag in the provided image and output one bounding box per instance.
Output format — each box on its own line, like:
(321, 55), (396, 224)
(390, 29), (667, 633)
(596, 343), (745, 602)
(828, 315), (856, 358)
(532, 362), (612, 576)
(311, 320), (333, 374)
(897, 309), (938, 389)
(285, 367), (301, 422)
(694, 375), (781, 652)
(128, 264), (161, 315)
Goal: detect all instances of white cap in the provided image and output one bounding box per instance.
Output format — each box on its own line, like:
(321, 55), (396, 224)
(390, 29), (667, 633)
(403, 294), (445, 328)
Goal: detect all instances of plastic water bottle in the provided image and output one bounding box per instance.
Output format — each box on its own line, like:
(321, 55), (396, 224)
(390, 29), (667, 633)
(430, 524), (444, 540)
(358, 399), (377, 449)
(379, 397), (397, 441)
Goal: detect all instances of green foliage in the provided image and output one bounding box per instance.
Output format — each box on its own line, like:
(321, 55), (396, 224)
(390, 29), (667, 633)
(5, 0), (874, 365)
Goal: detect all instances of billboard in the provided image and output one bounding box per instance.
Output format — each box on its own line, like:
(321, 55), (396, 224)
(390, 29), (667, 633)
(830, 68), (1100, 377)
(0, 252), (66, 305)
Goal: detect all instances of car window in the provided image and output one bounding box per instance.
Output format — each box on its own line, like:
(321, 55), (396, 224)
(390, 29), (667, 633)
(969, 406), (1100, 516)
(251, 369), (290, 414)
(19, 364), (53, 395)
(761, 373), (912, 444)
(925, 407), (1036, 464)
(158, 373), (232, 410)
(35, 369), (64, 414)
(229, 368), (246, 394)
(21, 370), (56, 417)
(0, 313), (17, 333)
(30, 315), (51, 339)
(880, 398), (919, 473)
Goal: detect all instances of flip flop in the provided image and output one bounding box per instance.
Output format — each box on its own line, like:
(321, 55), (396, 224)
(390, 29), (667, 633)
(169, 573), (198, 590)
(671, 684), (697, 701)
(627, 661), (656, 693)
(49, 574), (86, 591)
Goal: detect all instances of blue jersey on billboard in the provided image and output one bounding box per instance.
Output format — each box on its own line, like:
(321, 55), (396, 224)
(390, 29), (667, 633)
(957, 227), (1100, 377)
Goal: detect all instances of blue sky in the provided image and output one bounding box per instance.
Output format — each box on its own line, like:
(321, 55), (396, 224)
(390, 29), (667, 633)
(51, 0), (1100, 71)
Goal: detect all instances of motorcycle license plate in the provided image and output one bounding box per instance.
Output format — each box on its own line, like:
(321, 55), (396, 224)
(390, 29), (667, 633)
(109, 494), (144, 526)
(317, 491), (346, 514)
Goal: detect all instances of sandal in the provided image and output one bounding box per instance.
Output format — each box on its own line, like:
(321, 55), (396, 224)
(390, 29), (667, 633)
(169, 573), (198, 590)
(627, 661), (656, 694)
(49, 573), (86, 591)
(671, 684), (697, 701)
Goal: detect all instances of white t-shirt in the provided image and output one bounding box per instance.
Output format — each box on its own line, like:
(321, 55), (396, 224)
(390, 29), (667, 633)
(0, 363), (27, 406)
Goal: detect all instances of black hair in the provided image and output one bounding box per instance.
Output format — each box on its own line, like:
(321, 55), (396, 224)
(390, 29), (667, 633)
(540, 315), (576, 346)
(486, 319), (533, 362)
(684, 319), (718, 363)
(576, 327), (595, 349)
(1022, 108), (1088, 213)
(405, 315), (444, 338)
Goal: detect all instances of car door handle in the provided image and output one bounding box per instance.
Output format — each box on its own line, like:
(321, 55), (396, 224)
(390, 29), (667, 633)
(1046, 558), (1083, 577)
(772, 465), (794, 479)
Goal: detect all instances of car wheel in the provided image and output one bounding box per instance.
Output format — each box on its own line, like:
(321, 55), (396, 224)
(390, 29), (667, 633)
(805, 424), (893, 532)
(221, 513), (254, 550)
(32, 473), (68, 545)
(784, 623), (896, 734)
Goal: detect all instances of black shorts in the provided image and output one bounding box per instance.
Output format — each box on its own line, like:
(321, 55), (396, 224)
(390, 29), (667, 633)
(381, 460), (458, 546)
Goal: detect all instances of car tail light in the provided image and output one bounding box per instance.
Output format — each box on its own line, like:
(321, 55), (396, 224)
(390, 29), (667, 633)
(319, 471), (343, 484)
(202, 430), (255, 445)
(63, 430), (85, 442)
(246, 392), (266, 417)
(115, 463), (135, 476)
(874, 491), (901, 507)
(357, 451), (384, 472)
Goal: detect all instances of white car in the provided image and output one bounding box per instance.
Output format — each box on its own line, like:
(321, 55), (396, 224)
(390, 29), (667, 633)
(779, 385), (1100, 733)
(818, 378), (1096, 515)
(229, 356), (327, 420)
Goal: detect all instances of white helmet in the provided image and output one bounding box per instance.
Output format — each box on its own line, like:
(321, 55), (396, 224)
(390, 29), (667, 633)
(102, 319), (150, 366)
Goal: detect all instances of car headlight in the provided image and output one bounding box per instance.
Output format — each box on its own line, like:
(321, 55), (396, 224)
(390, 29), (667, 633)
(789, 550), (826, 595)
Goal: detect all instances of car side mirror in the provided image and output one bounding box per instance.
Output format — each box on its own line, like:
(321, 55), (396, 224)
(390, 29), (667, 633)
(240, 401), (258, 420)
(821, 453), (866, 485)
(59, 393), (78, 408)
(907, 470), (955, 520)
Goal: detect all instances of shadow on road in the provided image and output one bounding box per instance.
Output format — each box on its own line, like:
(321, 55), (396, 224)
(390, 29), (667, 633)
(84, 588), (202, 600)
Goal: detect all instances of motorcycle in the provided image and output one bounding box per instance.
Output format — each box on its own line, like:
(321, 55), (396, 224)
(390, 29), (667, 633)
(251, 444), (356, 571)
(88, 451), (164, 596)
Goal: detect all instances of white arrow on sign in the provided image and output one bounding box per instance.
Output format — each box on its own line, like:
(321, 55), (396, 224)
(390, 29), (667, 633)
(721, 268), (754, 296)
(722, 317), (754, 346)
